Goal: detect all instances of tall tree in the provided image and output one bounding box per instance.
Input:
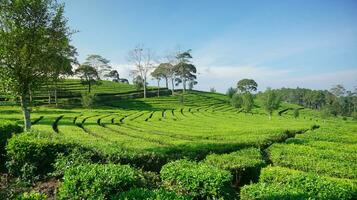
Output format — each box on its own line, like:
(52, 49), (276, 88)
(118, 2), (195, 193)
(261, 88), (281, 120)
(174, 50), (197, 93)
(237, 79), (258, 93)
(128, 46), (154, 98)
(75, 65), (99, 93)
(0, 0), (76, 130)
(156, 63), (171, 88)
(105, 70), (120, 82)
(151, 65), (167, 97)
(84, 55), (111, 79)
(242, 92), (254, 113)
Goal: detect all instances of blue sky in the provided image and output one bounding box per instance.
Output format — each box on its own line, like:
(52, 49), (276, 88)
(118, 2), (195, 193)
(63, 0), (357, 92)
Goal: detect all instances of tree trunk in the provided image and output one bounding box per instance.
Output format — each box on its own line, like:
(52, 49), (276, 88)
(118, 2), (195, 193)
(54, 87), (58, 107)
(165, 77), (168, 89)
(88, 82), (91, 93)
(29, 89), (33, 106)
(182, 77), (186, 93)
(143, 77), (147, 98)
(157, 80), (160, 97)
(20, 94), (31, 131)
(171, 78), (175, 95)
(48, 90), (51, 104)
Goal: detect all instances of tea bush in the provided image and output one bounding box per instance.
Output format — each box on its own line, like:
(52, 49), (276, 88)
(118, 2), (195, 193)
(203, 148), (265, 186)
(58, 163), (140, 200)
(113, 188), (192, 200)
(0, 120), (22, 171)
(160, 159), (233, 199)
(240, 166), (357, 200)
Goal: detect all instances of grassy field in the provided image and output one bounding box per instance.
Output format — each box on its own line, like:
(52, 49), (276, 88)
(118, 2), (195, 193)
(0, 88), (356, 199)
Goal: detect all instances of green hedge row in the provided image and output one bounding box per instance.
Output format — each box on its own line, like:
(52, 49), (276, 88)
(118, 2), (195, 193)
(240, 166), (357, 200)
(160, 159), (234, 199)
(113, 188), (192, 200)
(58, 164), (140, 200)
(0, 120), (22, 171)
(203, 147), (265, 186)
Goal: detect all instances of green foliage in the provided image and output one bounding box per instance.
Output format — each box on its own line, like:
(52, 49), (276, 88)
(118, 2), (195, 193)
(226, 87), (237, 99)
(293, 109), (300, 118)
(50, 148), (94, 177)
(160, 159), (233, 199)
(17, 191), (47, 200)
(351, 111), (357, 120)
(240, 166), (357, 200)
(75, 65), (100, 93)
(261, 88), (281, 119)
(231, 93), (243, 109)
(5, 131), (71, 181)
(242, 92), (254, 113)
(237, 79), (258, 93)
(81, 92), (97, 108)
(58, 163), (139, 200)
(113, 188), (192, 200)
(0, 120), (22, 171)
(203, 148), (265, 186)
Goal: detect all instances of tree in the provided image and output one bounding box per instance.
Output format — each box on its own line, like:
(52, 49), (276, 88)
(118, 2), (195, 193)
(226, 87), (237, 99)
(105, 70), (120, 82)
(151, 67), (164, 97)
(75, 65), (99, 93)
(0, 0), (76, 130)
(155, 63), (171, 88)
(330, 84), (346, 97)
(261, 88), (281, 120)
(84, 55), (111, 79)
(231, 93), (243, 109)
(174, 50), (197, 93)
(133, 75), (146, 91)
(237, 79), (258, 93)
(128, 46), (154, 98)
(163, 53), (179, 95)
(242, 92), (254, 113)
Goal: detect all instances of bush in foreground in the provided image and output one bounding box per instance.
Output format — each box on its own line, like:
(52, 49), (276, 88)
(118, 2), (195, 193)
(0, 120), (22, 171)
(203, 148), (265, 186)
(58, 163), (139, 200)
(113, 188), (192, 200)
(240, 166), (357, 200)
(160, 159), (233, 199)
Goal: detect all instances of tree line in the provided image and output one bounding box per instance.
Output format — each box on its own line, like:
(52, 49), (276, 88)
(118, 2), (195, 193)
(227, 79), (281, 120)
(272, 85), (357, 118)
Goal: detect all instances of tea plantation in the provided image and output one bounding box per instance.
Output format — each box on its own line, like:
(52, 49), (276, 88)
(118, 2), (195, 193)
(0, 88), (356, 199)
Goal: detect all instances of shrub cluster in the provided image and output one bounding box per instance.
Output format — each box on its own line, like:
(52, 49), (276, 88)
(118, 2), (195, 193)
(240, 166), (357, 200)
(17, 191), (47, 200)
(160, 159), (233, 199)
(6, 131), (78, 181)
(0, 120), (22, 171)
(203, 148), (265, 186)
(113, 188), (192, 200)
(58, 163), (140, 200)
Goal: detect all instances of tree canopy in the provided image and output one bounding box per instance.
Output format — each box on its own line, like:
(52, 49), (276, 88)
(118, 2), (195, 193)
(0, 0), (76, 130)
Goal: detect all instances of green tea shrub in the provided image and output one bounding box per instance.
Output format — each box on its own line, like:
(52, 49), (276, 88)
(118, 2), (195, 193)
(17, 191), (47, 200)
(240, 166), (357, 200)
(0, 120), (22, 171)
(160, 159), (233, 199)
(6, 131), (71, 181)
(203, 148), (265, 186)
(50, 147), (94, 177)
(113, 188), (192, 200)
(58, 163), (139, 200)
